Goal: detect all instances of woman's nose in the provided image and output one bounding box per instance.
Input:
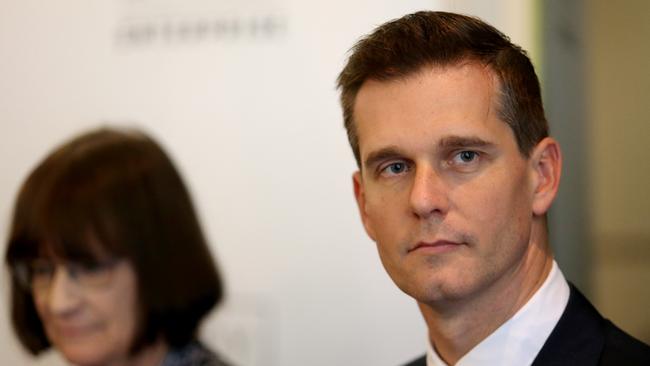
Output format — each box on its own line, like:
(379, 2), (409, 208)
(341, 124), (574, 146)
(44, 266), (83, 315)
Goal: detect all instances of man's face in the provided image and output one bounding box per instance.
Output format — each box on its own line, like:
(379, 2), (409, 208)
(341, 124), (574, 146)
(352, 63), (543, 306)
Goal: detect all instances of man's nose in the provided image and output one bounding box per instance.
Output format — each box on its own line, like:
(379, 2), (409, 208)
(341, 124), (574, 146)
(46, 266), (83, 315)
(409, 165), (449, 219)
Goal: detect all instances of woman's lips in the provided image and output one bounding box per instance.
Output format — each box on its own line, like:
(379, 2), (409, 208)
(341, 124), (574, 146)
(51, 323), (100, 338)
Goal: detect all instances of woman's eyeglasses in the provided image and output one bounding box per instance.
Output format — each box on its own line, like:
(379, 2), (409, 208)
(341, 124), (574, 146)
(12, 258), (122, 292)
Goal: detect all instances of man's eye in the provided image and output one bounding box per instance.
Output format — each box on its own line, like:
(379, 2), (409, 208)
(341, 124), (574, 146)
(454, 151), (479, 163)
(380, 162), (409, 176)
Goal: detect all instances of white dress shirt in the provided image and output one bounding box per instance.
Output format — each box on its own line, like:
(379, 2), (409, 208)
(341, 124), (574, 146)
(426, 260), (570, 366)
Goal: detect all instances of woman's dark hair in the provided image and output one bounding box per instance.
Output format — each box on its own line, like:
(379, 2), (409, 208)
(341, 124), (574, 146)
(4, 127), (223, 355)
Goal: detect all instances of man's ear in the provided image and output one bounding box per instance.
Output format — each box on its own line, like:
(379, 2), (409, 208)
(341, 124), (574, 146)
(529, 137), (562, 216)
(353, 171), (376, 241)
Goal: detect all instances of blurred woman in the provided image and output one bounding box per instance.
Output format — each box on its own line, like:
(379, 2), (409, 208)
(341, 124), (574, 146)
(5, 127), (229, 366)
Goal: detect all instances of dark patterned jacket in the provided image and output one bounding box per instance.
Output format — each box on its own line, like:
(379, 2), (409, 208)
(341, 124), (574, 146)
(161, 341), (231, 366)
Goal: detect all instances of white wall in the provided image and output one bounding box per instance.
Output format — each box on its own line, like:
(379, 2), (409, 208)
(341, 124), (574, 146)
(0, 1), (535, 365)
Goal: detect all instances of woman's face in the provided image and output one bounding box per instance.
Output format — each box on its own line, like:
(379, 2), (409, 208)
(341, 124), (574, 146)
(31, 259), (139, 366)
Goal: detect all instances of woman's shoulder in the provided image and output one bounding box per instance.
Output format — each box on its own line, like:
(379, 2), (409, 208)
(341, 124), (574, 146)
(161, 341), (231, 366)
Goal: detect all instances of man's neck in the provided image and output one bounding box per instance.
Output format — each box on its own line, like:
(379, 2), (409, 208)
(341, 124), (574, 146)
(418, 238), (554, 365)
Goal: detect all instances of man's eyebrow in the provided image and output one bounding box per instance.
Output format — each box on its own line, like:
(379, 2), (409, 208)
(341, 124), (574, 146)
(363, 146), (404, 169)
(438, 136), (494, 149)
(362, 137), (495, 168)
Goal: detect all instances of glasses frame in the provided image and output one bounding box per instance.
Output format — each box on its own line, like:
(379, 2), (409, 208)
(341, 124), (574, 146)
(11, 258), (122, 292)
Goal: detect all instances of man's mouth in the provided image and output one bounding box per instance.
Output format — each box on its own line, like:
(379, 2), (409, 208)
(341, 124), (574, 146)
(408, 240), (464, 254)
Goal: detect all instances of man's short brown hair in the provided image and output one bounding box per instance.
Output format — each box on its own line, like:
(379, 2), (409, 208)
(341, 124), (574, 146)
(337, 11), (548, 166)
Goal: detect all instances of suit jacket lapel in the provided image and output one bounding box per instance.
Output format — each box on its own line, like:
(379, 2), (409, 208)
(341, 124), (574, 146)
(532, 284), (605, 365)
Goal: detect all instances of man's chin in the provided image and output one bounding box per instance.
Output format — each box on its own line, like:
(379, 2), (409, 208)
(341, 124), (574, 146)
(398, 272), (474, 306)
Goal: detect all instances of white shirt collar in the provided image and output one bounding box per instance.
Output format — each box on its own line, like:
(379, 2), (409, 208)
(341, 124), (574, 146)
(426, 260), (570, 366)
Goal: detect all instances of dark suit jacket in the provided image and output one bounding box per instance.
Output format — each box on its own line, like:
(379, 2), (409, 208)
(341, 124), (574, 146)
(403, 284), (650, 366)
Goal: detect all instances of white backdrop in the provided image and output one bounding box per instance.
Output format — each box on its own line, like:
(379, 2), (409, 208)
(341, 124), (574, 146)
(0, 1), (535, 365)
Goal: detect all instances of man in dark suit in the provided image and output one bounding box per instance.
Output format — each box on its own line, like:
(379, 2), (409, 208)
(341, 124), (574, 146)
(336, 11), (650, 365)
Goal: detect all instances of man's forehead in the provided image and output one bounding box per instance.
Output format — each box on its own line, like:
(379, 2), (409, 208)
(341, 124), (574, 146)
(353, 62), (501, 128)
(352, 62), (514, 167)
(354, 63), (501, 126)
